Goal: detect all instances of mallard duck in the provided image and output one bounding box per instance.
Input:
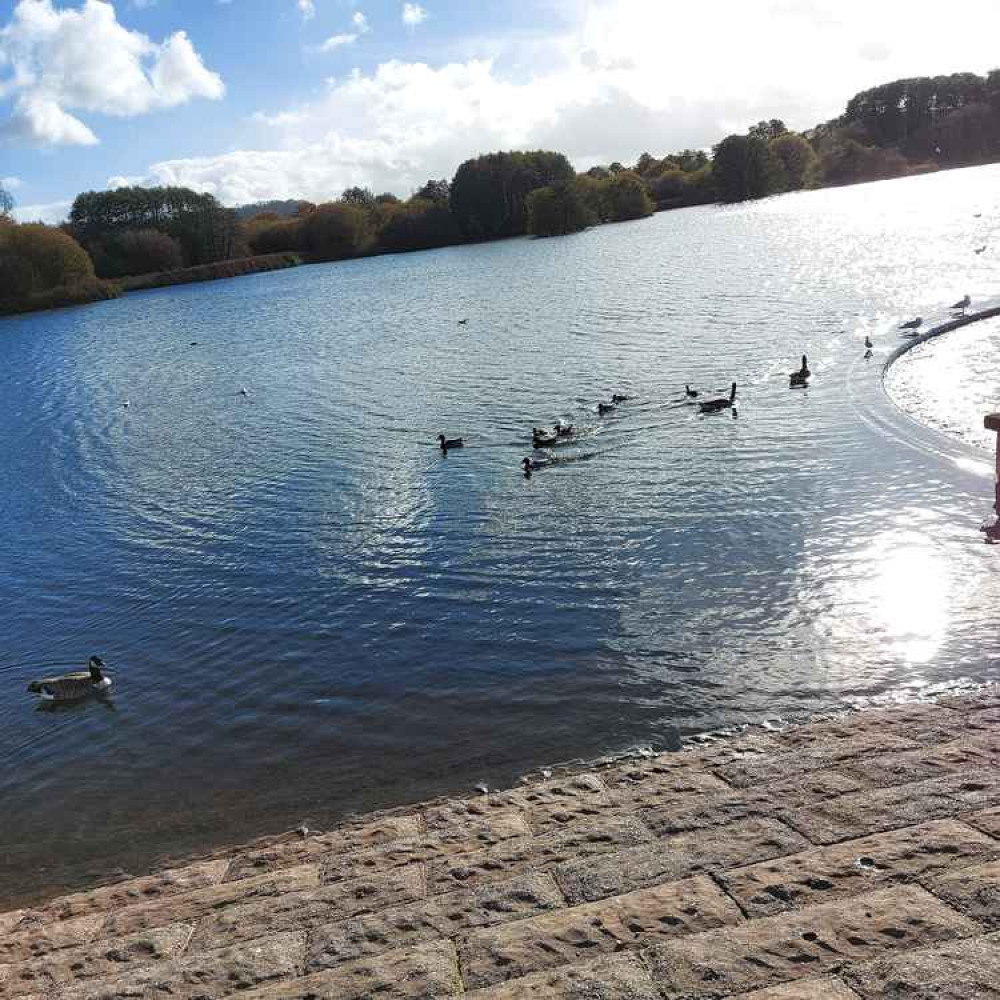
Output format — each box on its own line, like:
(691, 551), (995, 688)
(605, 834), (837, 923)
(699, 383), (736, 413)
(597, 402), (615, 415)
(685, 385), (699, 398)
(28, 656), (112, 703)
(438, 434), (464, 451)
(898, 317), (923, 331)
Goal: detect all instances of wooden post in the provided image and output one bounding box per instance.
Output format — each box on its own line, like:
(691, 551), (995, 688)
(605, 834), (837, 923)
(986, 413), (1000, 513)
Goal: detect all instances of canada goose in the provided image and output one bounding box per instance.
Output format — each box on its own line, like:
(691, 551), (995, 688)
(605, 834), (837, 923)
(864, 335), (873, 349)
(699, 383), (737, 413)
(28, 656), (112, 703)
(898, 317), (923, 331)
(438, 434), (464, 451)
(597, 402), (615, 415)
(951, 294), (971, 313)
(685, 385), (699, 398)
(789, 355), (811, 387)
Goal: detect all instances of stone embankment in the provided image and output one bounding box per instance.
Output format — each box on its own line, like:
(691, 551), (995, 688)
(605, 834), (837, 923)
(3, 691), (1000, 998)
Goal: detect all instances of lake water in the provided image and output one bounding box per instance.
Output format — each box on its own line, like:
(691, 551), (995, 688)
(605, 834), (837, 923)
(3, 166), (1000, 905)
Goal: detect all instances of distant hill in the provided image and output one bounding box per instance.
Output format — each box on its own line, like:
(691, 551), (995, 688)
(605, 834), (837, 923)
(233, 199), (308, 220)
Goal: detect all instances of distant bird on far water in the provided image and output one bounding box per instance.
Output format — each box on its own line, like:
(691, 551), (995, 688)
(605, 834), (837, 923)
(685, 385), (699, 398)
(122, 399), (130, 409)
(951, 294), (971, 314)
(789, 356), (810, 387)
(975, 246), (987, 255)
(28, 656), (112, 703)
(438, 434), (464, 451)
(864, 335), (873, 349)
(898, 316), (923, 331)
(457, 319), (468, 326)
(239, 386), (250, 396)
(597, 401), (616, 415)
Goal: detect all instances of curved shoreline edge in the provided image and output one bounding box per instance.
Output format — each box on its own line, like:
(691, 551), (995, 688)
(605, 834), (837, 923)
(881, 304), (1000, 373)
(1, 687), (999, 996)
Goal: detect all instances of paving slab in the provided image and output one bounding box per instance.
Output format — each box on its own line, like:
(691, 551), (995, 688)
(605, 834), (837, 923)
(465, 952), (662, 999)
(924, 857), (1000, 928)
(726, 978), (860, 999)
(307, 872), (565, 970)
(643, 884), (979, 998)
(837, 737), (1000, 790)
(45, 930), (307, 1000)
(714, 734), (922, 789)
(459, 873), (741, 989)
(102, 863), (320, 937)
(427, 815), (652, 895)
(0, 912), (105, 965)
(0, 922), (192, 999)
(962, 805), (1000, 838)
(638, 769), (862, 839)
(600, 759), (731, 809)
(773, 704), (959, 749)
(721, 818), (1000, 917)
(555, 818), (808, 905)
(188, 865), (426, 952)
(844, 933), (1000, 999)
(233, 940), (463, 999)
(224, 815), (422, 882)
(779, 772), (1000, 845)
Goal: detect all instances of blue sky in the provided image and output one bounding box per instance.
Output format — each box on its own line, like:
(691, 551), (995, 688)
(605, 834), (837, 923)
(3, 0), (1000, 221)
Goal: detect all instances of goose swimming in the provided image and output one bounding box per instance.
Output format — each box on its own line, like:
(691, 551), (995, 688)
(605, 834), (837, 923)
(864, 335), (873, 349)
(789, 355), (811, 387)
(438, 434), (464, 451)
(685, 385), (699, 398)
(597, 402), (616, 415)
(699, 383), (737, 413)
(28, 656), (112, 703)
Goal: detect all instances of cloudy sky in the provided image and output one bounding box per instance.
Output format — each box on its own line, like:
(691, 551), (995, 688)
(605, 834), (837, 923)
(3, 0), (1000, 221)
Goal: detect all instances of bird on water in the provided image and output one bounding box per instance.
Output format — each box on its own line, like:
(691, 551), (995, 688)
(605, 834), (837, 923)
(699, 383), (737, 413)
(685, 385), (699, 398)
(438, 434), (464, 451)
(789, 355), (811, 387)
(864, 335), (873, 349)
(28, 656), (112, 703)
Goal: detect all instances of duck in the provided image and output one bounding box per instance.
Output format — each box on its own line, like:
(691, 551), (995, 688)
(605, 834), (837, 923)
(699, 383), (737, 414)
(122, 399), (130, 409)
(685, 385), (699, 398)
(457, 319), (468, 326)
(951, 294), (971, 313)
(898, 317), (923, 331)
(554, 422), (574, 437)
(522, 456), (550, 475)
(975, 246), (987, 255)
(611, 394), (631, 404)
(438, 434), (464, 451)
(239, 386), (250, 396)
(597, 401), (616, 416)
(532, 428), (559, 447)
(864, 335), (873, 349)
(789, 355), (811, 387)
(28, 656), (112, 703)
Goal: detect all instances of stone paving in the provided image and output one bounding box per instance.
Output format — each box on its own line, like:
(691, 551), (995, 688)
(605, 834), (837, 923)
(3, 691), (1000, 998)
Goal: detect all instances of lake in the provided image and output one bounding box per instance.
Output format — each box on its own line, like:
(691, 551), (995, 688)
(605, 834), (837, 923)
(2, 165), (1000, 905)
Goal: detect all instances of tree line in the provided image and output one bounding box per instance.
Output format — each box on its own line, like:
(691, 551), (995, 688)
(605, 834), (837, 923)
(3, 67), (999, 314)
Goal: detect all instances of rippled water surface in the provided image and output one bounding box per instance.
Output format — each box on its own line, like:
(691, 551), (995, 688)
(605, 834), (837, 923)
(3, 166), (1000, 904)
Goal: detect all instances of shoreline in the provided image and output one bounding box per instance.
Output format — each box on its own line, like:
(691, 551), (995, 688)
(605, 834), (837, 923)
(3, 685), (1000, 997)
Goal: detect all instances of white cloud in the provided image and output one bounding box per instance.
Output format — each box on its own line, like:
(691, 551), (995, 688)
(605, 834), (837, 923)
(10, 197), (72, 223)
(401, 3), (427, 27)
(298, 0), (315, 20)
(1, 175), (23, 189)
(0, 0), (224, 146)
(115, 0), (1000, 204)
(352, 11), (368, 32)
(320, 9), (370, 51)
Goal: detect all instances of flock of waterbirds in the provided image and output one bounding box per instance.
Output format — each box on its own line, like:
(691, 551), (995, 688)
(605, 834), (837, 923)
(439, 290), (982, 477)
